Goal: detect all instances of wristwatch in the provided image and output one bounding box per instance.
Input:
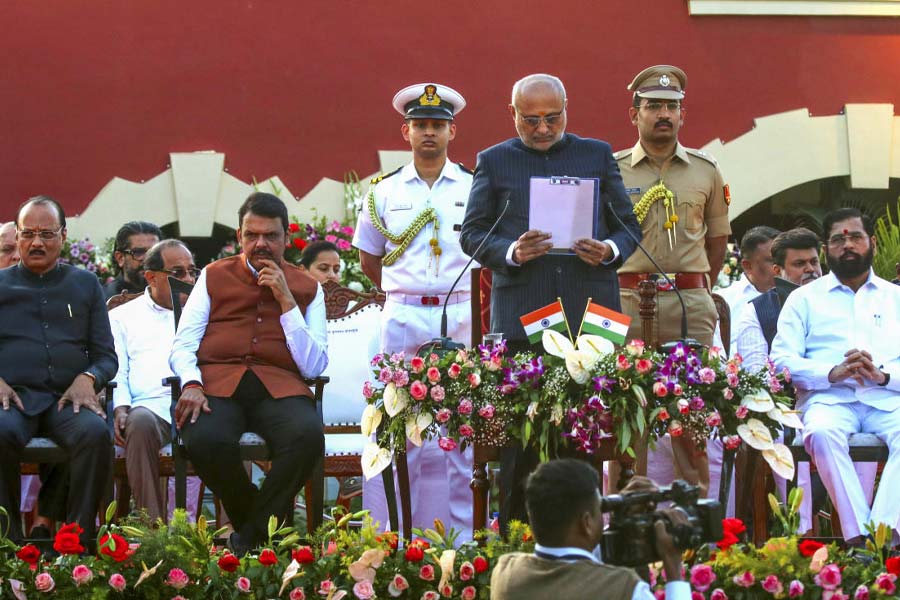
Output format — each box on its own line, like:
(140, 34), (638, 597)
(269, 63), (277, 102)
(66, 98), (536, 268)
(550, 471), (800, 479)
(878, 372), (891, 387)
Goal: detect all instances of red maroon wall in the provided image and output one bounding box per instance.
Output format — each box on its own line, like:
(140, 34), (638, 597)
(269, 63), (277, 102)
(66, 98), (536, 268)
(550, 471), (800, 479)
(2, 1), (899, 219)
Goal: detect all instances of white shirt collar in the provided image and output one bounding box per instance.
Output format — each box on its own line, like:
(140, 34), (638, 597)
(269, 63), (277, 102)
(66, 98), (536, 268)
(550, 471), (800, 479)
(824, 268), (883, 293)
(400, 159), (459, 184)
(533, 543), (600, 564)
(142, 287), (172, 313)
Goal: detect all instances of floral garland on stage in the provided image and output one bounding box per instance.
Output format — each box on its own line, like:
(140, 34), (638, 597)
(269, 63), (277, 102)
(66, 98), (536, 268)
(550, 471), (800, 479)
(361, 333), (798, 481)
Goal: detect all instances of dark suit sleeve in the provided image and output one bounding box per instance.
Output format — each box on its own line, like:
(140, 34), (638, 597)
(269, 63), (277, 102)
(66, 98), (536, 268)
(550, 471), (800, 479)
(600, 145), (642, 268)
(460, 151), (516, 275)
(85, 276), (118, 389)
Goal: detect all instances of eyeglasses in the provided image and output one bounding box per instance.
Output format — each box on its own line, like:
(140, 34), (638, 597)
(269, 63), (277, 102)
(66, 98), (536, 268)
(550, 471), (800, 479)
(827, 231), (867, 247)
(518, 112), (564, 128)
(122, 247), (150, 259)
(17, 227), (63, 240)
(157, 267), (201, 279)
(641, 101), (682, 113)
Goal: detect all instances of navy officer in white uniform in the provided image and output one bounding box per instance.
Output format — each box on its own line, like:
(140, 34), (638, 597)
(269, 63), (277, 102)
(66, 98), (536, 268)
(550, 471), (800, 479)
(353, 82), (475, 540)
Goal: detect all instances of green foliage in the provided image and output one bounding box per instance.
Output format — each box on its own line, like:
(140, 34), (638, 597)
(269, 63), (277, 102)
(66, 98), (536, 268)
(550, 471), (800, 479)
(873, 196), (900, 281)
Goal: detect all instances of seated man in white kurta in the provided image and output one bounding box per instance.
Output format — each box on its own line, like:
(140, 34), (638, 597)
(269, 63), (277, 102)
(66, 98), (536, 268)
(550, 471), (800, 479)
(772, 208), (900, 544)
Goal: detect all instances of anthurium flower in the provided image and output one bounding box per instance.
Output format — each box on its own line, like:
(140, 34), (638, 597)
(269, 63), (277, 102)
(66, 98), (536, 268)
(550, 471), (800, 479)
(767, 405), (803, 430)
(736, 418), (775, 451)
(542, 329), (574, 358)
(362, 443), (392, 480)
(405, 412), (433, 447)
(762, 443), (795, 479)
(383, 383), (409, 417)
(575, 334), (614, 357)
(565, 349), (597, 384)
(740, 389), (775, 413)
(360, 405), (383, 437)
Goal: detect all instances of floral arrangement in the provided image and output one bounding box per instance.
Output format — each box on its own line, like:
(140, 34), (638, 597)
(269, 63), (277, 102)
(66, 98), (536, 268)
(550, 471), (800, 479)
(363, 332), (799, 481)
(715, 242), (743, 290)
(653, 489), (900, 600)
(58, 237), (115, 284)
(0, 503), (536, 600)
(216, 213), (372, 291)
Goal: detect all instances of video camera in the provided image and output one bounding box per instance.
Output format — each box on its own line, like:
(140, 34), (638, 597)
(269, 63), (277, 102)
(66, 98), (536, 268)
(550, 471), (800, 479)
(600, 480), (723, 567)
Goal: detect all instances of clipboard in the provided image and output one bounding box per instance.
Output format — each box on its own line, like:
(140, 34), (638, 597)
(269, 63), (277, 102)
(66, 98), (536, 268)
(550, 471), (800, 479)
(528, 176), (600, 254)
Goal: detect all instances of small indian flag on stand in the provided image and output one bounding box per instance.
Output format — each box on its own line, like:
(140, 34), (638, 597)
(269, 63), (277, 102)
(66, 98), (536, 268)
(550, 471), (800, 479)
(580, 302), (631, 345)
(520, 300), (569, 344)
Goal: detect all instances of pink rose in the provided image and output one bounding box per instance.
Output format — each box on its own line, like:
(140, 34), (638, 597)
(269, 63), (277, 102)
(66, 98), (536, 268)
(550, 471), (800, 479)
(353, 580), (376, 599)
(109, 573), (127, 592)
(389, 575), (410, 595)
(427, 367), (441, 383)
(411, 356), (425, 373)
(735, 405), (748, 419)
(290, 588), (307, 600)
(236, 576), (252, 593)
(420, 564), (436, 581)
(727, 373), (739, 388)
(167, 568), (190, 590)
(393, 369), (410, 387)
(35, 572), (55, 592)
(337, 239), (352, 252)
(672, 383), (684, 396)
(440, 583), (453, 597)
(824, 590), (849, 600)
(458, 399), (473, 415)
(459, 424), (474, 437)
(436, 408), (452, 423)
(342, 225), (355, 236)
(430, 385), (445, 402)
(325, 234), (338, 243)
(789, 580), (805, 598)
(657, 407), (670, 421)
(690, 564), (716, 592)
(448, 363), (462, 378)
(699, 367), (716, 384)
(319, 580), (336, 594)
(724, 435), (742, 450)
(654, 590), (666, 600)
(410, 381), (428, 401)
(379, 368), (393, 383)
(468, 373), (481, 388)
(616, 354), (632, 370)
(461, 585), (477, 600)
(422, 592), (440, 600)
(853, 585), (869, 600)
(438, 437), (458, 451)
(816, 564), (842, 590)
(723, 388), (734, 401)
(677, 399), (690, 415)
(763, 575), (784, 596)
(459, 561), (475, 581)
(636, 358), (653, 374)
(710, 589), (728, 600)
(689, 396), (705, 411)
(733, 571), (755, 588)
(72, 564), (93, 586)
(692, 592), (705, 600)
(705, 411), (722, 427)
(362, 381), (374, 399)
(626, 339), (646, 356)
(668, 420), (684, 437)
(726, 361), (740, 374)
(478, 405), (495, 420)
(653, 382), (668, 398)
(875, 573), (897, 595)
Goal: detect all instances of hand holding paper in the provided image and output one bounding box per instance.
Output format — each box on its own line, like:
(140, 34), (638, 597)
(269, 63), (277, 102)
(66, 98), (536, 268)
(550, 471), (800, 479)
(513, 230), (553, 264)
(573, 238), (612, 266)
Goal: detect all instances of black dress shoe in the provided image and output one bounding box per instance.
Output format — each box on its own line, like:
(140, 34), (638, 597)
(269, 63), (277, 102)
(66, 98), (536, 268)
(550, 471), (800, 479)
(227, 532), (250, 557)
(28, 525), (54, 554)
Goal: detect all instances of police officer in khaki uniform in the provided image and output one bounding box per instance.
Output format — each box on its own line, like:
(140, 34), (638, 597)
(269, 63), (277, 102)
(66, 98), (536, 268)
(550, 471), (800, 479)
(613, 65), (731, 495)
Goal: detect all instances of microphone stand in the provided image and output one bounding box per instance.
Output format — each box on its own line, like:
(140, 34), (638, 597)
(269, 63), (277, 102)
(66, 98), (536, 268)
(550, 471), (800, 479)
(416, 196), (511, 358)
(606, 202), (702, 353)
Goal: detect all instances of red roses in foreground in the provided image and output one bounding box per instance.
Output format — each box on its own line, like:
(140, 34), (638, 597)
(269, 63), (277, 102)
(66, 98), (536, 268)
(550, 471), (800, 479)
(53, 523), (85, 555)
(716, 518), (746, 551)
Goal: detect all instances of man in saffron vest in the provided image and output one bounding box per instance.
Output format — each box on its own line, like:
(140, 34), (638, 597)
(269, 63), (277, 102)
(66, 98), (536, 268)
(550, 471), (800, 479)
(170, 192), (328, 555)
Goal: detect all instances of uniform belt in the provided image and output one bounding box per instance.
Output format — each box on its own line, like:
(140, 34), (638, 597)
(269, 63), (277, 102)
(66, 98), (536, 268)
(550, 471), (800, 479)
(386, 291), (471, 306)
(618, 272), (708, 291)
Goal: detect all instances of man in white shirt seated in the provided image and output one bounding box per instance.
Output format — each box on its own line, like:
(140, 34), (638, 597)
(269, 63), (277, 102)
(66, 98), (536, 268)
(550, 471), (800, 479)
(109, 240), (198, 521)
(772, 208), (900, 545)
(491, 459), (690, 600)
(714, 225), (779, 352)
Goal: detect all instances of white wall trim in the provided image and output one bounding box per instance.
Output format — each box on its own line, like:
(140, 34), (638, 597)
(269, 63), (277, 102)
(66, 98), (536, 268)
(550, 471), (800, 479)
(689, 0), (900, 16)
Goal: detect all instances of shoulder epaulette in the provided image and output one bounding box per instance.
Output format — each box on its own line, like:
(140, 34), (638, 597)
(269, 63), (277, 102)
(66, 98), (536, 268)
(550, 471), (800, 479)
(369, 167), (402, 186)
(613, 148), (632, 161)
(685, 147), (718, 166)
(457, 162), (474, 175)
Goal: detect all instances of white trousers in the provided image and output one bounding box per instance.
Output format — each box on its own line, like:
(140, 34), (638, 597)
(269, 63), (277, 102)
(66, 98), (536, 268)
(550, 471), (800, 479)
(367, 299), (474, 542)
(803, 401), (900, 540)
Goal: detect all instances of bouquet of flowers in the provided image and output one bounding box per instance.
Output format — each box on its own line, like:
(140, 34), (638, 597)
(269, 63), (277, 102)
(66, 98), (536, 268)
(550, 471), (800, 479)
(59, 237), (115, 284)
(648, 344), (799, 478)
(714, 242), (742, 289)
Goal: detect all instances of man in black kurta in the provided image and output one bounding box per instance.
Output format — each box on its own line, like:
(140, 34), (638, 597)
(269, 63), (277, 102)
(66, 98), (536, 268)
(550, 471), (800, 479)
(0, 196), (117, 546)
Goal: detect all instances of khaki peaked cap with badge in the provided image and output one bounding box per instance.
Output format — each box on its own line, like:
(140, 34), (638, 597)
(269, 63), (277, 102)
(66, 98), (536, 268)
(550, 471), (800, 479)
(616, 64), (731, 345)
(392, 83), (466, 120)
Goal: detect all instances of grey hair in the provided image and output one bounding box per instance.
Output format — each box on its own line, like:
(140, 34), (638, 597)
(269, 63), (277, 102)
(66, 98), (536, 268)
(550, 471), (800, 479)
(511, 74), (567, 107)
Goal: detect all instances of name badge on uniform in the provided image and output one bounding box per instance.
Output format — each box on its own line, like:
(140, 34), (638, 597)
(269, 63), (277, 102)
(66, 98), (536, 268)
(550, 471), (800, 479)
(389, 201), (413, 211)
(454, 201), (465, 207)
(625, 187), (642, 195)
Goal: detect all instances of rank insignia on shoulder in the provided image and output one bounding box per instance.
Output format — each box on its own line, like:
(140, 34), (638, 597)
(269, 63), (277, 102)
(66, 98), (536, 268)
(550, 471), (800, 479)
(370, 166), (402, 186)
(723, 184), (731, 206)
(457, 162), (474, 175)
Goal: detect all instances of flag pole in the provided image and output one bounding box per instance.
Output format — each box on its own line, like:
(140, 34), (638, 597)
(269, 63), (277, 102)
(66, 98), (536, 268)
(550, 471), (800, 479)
(559, 297), (574, 343)
(577, 297), (592, 338)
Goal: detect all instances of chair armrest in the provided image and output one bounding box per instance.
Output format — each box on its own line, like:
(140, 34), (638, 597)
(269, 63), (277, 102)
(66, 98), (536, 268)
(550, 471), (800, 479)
(163, 376), (182, 440)
(103, 382), (117, 428)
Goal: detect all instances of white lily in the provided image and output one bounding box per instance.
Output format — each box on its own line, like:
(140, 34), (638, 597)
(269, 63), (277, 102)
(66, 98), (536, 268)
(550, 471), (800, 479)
(362, 442), (392, 480)
(741, 388), (775, 413)
(383, 383), (409, 418)
(405, 412), (433, 447)
(736, 418), (775, 451)
(360, 404), (383, 438)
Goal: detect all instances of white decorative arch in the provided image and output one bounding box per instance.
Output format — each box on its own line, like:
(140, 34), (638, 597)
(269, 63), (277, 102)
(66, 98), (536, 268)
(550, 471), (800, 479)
(698, 103), (899, 220)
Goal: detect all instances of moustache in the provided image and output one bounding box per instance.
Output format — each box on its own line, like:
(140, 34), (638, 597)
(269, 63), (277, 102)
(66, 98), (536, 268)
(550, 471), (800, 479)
(28, 249), (46, 255)
(251, 249), (273, 257)
(801, 272), (819, 283)
(840, 251), (861, 261)
(655, 120), (672, 128)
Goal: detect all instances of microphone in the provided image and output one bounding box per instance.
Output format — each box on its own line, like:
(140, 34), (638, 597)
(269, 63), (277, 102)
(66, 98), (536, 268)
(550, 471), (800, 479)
(416, 195), (511, 358)
(606, 201), (701, 352)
